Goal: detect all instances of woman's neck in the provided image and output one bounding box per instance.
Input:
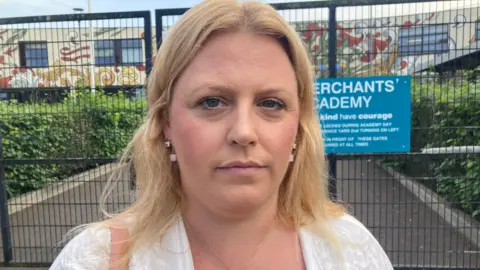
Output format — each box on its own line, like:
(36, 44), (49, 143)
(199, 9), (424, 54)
(182, 196), (278, 240)
(180, 197), (281, 268)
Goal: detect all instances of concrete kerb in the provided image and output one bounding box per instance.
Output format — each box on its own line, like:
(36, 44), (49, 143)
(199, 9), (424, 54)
(375, 160), (480, 249)
(7, 163), (119, 216)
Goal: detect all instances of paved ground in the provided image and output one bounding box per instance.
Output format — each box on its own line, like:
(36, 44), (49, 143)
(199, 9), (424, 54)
(0, 165), (135, 265)
(0, 160), (479, 268)
(336, 159), (479, 268)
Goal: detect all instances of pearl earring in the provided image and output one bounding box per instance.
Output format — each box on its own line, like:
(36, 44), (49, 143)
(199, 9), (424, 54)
(289, 143), (296, 163)
(165, 140), (177, 162)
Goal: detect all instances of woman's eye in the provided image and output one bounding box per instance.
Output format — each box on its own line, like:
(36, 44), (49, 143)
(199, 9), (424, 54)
(200, 97), (225, 109)
(259, 99), (285, 110)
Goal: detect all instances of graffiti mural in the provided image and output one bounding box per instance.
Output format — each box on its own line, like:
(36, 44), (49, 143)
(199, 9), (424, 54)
(0, 27), (148, 89)
(0, 6), (478, 90)
(294, 7), (477, 78)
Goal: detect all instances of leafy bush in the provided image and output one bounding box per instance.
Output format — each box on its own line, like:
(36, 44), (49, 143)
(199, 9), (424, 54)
(386, 75), (480, 218)
(0, 90), (146, 198)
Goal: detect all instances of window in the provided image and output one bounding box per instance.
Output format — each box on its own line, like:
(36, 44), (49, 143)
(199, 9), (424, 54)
(95, 40), (115, 65)
(94, 39), (143, 66)
(398, 24), (449, 56)
(19, 42), (49, 68)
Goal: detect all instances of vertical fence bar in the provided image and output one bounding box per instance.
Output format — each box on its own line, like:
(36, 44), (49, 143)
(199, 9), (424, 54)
(327, 5), (337, 200)
(155, 10), (164, 51)
(0, 133), (12, 263)
(144, 12), (153, 77)
(328, 5), (337, 79)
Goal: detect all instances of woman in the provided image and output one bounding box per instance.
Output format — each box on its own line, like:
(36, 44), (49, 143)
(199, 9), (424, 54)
(50, 0), (393, 269)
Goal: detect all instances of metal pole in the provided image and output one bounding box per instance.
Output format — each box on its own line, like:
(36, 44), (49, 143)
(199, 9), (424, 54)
(155, 10), (164, 53)
(88, 0), (96, 92)
(0, 133), (12, 263)
(144, 13), (153, 77)
(328, 6), (337, 79)
(369, 5), (373, 71)
(327, 5), (338, 201)
(327, 155), (337, 200)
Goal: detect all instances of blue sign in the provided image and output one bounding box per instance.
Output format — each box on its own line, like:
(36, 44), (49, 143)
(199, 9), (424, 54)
(315, 76), (411, 154)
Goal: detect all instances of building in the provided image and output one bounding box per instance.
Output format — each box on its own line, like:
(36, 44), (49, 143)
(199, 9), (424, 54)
(0, 5), (478, 93)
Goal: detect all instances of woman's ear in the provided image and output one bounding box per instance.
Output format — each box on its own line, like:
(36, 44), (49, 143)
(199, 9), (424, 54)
(163, 124), (171, 140)
(163, 117), (172, 141)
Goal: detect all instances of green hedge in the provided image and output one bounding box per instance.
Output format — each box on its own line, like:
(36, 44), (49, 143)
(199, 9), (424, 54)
(0, 90), (146, 198)
(1, 79), (478, 219)
(387, 76), (480, 218)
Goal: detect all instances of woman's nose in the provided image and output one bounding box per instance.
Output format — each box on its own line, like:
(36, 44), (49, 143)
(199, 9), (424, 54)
(226, 105), (258, 147)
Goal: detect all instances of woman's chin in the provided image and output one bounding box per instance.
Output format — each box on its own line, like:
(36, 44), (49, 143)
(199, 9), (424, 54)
(210, 187), (276, 217)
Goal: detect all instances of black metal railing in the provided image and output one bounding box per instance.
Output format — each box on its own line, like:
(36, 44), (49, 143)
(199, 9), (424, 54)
(0, 10), (151, 265)
(155, 1), (480, 269)
(0, 0), (478, 268)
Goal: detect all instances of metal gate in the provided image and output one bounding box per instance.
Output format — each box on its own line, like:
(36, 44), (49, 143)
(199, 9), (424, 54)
(157, 1), (480, 269)
(0, 0), (478, 268)
(0, 11), (152, 265)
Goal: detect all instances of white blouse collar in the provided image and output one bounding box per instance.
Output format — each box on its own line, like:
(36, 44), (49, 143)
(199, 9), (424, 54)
(151, 217), (313, 270)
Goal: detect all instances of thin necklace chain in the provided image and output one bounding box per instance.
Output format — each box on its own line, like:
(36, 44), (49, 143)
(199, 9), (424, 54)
(183, 217), (277, 270)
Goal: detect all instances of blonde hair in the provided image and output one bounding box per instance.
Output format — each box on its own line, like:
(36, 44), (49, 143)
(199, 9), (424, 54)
(84, 0), (345, 265)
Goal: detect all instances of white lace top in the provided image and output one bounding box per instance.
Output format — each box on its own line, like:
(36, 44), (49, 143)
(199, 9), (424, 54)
(50, 214), (393, 270)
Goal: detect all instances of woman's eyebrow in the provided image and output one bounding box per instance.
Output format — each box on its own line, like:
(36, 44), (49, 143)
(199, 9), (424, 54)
(190, 83), (294, 97)
(189, 84), (235, 95)
(258, 88), (294, 97)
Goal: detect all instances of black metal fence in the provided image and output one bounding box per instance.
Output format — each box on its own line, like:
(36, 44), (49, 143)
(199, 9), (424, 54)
(0, 11), (151, 265)
(0, 0), (479, 268)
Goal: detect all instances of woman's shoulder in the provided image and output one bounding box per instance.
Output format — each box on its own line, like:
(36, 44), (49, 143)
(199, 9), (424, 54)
(49, 224), (111, 270)
(301, 214), (394, 270)
(327, 214), (383, 244)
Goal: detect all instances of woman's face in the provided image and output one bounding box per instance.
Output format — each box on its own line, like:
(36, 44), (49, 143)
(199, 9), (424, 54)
(165, 31), (299, 217)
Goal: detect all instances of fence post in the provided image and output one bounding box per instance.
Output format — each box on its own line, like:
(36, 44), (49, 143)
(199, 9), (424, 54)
(144, 12), (153, 77)
(327, 5), (338, 201)
(0, 132), (12, 263)
(155, 10), (164, 52)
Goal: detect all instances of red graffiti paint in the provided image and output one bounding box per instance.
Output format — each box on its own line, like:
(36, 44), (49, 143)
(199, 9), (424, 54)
(337, 25), (363, 46)
(60, 46), (90, 55)
(4, 48), (13, 57)
(0, 76), (12, 88)
(402, 21), (413, 29)
(316, 26), (325, 36)
(402, 18), (423, 29)
(61, 55), (91, 62)
(302, 23), (316, 41)
(60, 46), (91, 63)
(360, 37), (392, 63)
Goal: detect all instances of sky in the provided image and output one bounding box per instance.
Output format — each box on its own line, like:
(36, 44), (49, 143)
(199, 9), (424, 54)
(0, 0), (320, 18)
(0, 0), (479, 22)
